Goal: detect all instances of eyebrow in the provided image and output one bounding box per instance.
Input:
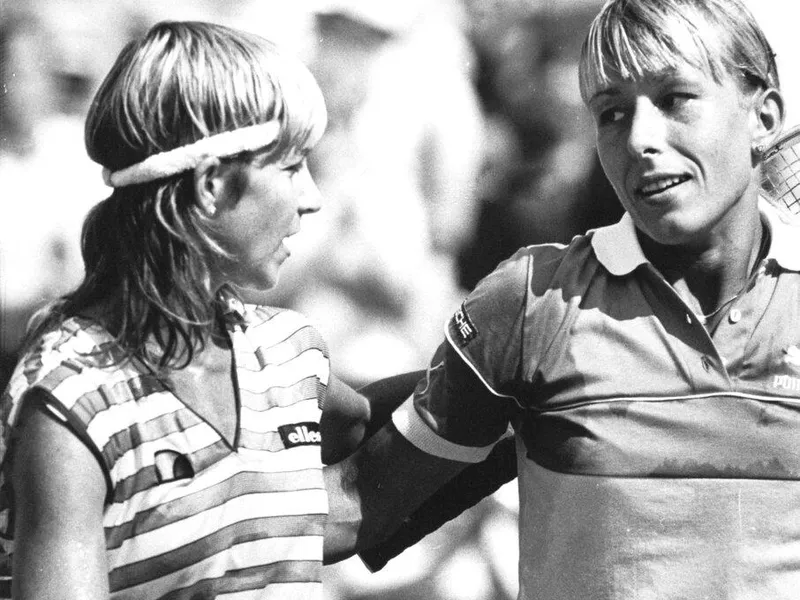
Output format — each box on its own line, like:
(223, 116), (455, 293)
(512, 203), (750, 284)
(588, 69), (687, 105)
(588, 87), (621, 106)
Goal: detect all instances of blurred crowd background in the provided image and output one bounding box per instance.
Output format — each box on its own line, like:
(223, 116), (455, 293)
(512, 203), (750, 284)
(1, 0), (797, 598)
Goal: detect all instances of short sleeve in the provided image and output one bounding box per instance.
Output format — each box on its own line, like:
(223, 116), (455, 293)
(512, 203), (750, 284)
(445, 248), (533, 399)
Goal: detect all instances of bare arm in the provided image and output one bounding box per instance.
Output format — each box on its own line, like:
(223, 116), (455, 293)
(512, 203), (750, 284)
(11, 390), (109, 600)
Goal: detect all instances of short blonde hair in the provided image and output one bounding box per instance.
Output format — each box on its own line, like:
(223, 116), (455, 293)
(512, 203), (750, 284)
(579, 0), (779, 104)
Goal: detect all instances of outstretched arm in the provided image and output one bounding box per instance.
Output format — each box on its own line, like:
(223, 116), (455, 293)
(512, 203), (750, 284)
(319, 370), (425, 466)
(323, 419), (470, 564)
(357, 433), (517, 572)
(323, 343), (515, 563)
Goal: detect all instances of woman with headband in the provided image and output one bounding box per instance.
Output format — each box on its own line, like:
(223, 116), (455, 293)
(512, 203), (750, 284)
(0, 20), (409, 599)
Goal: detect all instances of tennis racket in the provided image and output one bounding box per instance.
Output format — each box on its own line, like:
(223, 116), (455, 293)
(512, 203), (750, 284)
(760, 125), (800, 223)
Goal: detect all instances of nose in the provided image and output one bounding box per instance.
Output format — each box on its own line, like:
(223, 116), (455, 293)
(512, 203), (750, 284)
(627, 97), (666, 157)
(297, 165), (322, 215)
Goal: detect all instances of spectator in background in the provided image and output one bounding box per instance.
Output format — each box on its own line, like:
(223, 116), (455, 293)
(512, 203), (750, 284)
(0, 2), (133, 390)
(458, 0), (621, 289)
(266, 0), (486, 387)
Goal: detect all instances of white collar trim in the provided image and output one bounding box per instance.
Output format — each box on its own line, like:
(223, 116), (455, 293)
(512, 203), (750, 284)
(590, 198), (800, 276)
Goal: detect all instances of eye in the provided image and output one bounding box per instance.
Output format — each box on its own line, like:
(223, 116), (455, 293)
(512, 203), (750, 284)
(283, 158), (305, 174)
(657, 92), (693, 112)
(596, 106), (626, 126)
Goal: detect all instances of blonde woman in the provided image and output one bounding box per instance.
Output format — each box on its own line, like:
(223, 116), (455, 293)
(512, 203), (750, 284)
(0, 21), (407, 599)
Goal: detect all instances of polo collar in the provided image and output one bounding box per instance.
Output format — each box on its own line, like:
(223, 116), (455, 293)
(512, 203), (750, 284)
(590, 212), (646, 276)
(761, 198), (800, 271)
(590, 198), (800, 276)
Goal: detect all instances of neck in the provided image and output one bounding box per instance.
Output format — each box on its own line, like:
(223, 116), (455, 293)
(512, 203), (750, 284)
(641, 208), (766, 317)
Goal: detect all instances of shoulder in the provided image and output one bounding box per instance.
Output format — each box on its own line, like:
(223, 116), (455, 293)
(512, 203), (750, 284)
(445, 235), (602, 394)
(4, 317), (126, 411)
(2, 317), (151, 462)
(449, 236), (599, 344)
(244, 305), (328, 350)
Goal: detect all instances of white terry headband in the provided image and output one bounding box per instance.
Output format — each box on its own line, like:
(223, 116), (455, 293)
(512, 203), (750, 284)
(102, 121), (281, 188)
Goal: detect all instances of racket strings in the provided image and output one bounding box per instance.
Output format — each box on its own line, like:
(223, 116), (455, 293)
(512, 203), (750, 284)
(761, 130), (800, 219)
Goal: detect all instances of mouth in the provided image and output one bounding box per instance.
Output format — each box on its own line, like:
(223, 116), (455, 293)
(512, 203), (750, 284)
(636, 175), (691, 198)
(282, 231), (301, 254)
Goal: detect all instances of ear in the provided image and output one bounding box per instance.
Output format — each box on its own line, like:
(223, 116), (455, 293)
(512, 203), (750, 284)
(194, 155), (223, 217)
(750, 86), (785, 153)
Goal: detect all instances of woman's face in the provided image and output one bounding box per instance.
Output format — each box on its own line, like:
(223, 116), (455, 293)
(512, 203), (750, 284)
(209, 149), (322, 294)
(588, 61), (758, 247)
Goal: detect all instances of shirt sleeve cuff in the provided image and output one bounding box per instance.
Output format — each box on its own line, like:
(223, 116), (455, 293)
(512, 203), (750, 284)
(391, 396), (496, 463)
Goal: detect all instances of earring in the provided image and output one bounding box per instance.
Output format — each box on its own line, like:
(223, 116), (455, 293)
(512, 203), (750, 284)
(753, 142), (767, 155)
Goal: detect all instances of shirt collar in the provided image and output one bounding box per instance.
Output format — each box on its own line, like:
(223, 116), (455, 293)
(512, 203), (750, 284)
(590, 212), (646, 276)
(761, 197), (800, 271)
(216, 284), (250, 327)
(590, 197), (800, 276)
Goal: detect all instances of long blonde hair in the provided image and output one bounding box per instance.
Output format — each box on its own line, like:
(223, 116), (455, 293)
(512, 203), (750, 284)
(31, 21), (327, 368)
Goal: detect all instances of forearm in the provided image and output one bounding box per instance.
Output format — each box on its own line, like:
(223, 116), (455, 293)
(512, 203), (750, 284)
(322, 421), (468, 564)
(321, 371), (425, 465)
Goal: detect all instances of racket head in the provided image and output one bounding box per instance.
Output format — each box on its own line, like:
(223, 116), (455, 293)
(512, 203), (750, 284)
(760, 125), (800, 223)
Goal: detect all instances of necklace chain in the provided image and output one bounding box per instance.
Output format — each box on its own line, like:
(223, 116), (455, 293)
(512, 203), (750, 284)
(695, 225), (770, 323)
(697, 288), (745, 321)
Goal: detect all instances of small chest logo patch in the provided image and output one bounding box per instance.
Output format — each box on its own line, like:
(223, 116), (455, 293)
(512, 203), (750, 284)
(279, 422), (322, 448)
(452, 302), (478, 347)
(783, 345), (800, 367)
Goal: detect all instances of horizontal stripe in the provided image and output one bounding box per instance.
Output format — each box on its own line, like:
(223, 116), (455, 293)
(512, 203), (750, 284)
(535, 390), (800, 413)
(108, 489), (327, 568)
(393, 396), (495, 463)
(110, 528), (323, 593)
(239, 400), (320, 433)
(244, 309), (314, 347)
(106, 468), (325, 548)
(238, 376), (321, 412)
(100, 407), (203, 472)
(252, 329), (325, 369)
(236, 350), (328, 394)
(36, 362), (103, 407)
(112, 438), (230, 502)
(521, 394), (800, 479)
(253, 329), (326, 365)
(236, 430), (285, 452)
(7, 363), (81, 425)
(3, 311), (330, 600)
(235, 445), (322, 469)
(105, 455), (323, 523)
(76, 375), (177, 431)
(109, 421), (221, 483)
(159, 563), (322, 600)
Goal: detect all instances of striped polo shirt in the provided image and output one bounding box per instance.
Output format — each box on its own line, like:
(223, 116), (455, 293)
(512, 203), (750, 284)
(395, 200), (800, 599)
(0, 302), (330, 599)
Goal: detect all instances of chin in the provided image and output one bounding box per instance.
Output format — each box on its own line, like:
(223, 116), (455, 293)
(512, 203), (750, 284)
(228, 277), (279, 303)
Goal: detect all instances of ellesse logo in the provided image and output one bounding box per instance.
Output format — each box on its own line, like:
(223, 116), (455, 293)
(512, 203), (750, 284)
(278, 422), (322, 448)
